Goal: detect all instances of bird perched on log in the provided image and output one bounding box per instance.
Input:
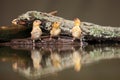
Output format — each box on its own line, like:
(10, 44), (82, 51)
(50, 22), (61, 40)
(71, 18), (82, 45)
(31, 20), (42, 46)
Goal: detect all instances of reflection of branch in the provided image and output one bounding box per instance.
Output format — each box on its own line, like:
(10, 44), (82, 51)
(10, 46), (82, 79)
(82, 44), (120, 64)
(1, 44), (120, 79)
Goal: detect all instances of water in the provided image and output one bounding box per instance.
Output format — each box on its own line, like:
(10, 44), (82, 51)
(0, 44), (120, 80)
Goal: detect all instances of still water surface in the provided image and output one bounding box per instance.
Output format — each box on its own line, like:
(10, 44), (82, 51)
(0, 44), (120, 80)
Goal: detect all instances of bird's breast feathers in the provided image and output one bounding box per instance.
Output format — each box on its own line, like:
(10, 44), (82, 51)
(31, 27), (42, 34)
(50, 28), (61, 36)
(72, 26), (81, 38)
(72, 26), (81, 33)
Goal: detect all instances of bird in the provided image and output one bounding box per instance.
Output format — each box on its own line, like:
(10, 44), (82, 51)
(31, 20), (42, 46)
(50, 22), (61, 40)
(71, 18), (82, 44)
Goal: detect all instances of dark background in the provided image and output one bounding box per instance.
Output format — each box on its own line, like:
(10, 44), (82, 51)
(0, 0), (120, 26)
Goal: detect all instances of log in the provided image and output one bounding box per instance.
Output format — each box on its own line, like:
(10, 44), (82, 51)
(14, 11), (120, 42)
(0, 25), (31, 42)
(1, 11), (120, 43)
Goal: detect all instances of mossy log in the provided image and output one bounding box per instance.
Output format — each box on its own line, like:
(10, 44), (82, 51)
(1, 11), (120, 43)
(13, 11), (120, 42)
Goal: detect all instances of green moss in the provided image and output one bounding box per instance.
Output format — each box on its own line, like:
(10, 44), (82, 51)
(89, 25), (120, 38)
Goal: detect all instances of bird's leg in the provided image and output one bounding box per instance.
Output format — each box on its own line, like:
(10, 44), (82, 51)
(72, 47), (75, 52)
(58, 36), (61, 40)
(32, 40), (35, 46)
(39, 38), (43, 42)
(32, 46), (35, 50)
(49, 36), (52, 40)
(80, 38), (83, 47)
(72, 37), (75, 42)
(39, 38), (41, 41)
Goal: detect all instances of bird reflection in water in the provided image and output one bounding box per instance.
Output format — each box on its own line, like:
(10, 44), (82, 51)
(10, 45), (83, 79)
(12, 62), (18, 70)
(31, 48), (42, 70)
(1, 44), (120, 79)
(72, 47), (82, 72)
(12, 58), (29, 72)
(50, 49), (61, 69)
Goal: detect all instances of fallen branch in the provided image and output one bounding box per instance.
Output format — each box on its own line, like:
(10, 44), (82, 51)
(15, 11), (120, 42)
(1, 11), (120, 43)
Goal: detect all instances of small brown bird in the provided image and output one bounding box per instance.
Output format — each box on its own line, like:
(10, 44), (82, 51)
(50, 22), (61, 40)
(31, 20), (42, 45)
(71, 18), (82, 44)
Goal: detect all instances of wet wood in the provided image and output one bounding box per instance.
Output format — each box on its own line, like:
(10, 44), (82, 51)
(0, 36), (84, 47)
